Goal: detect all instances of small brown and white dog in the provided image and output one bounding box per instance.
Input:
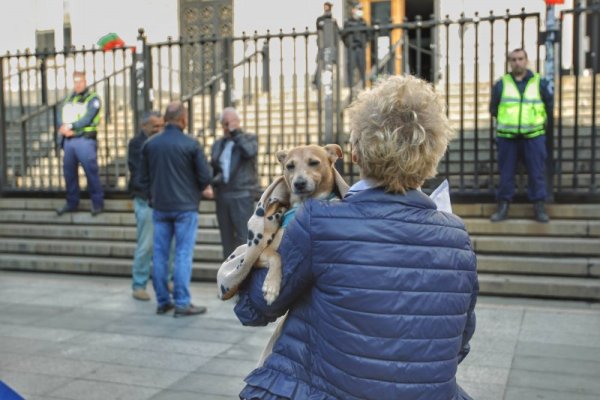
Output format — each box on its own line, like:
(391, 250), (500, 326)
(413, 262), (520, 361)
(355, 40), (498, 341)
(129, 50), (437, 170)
(259, 143), (348, 304)
(216, 144), (349, 305)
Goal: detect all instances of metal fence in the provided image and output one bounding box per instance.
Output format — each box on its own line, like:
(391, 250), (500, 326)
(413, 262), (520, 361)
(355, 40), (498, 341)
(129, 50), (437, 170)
(0, 46), (136, 193)
(0, 4), (598, 202)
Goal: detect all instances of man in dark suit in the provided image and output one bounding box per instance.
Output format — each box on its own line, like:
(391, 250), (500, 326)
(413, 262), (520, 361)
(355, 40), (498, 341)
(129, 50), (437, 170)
(140, 101), (211, 317)
(210, 107), (259, 258)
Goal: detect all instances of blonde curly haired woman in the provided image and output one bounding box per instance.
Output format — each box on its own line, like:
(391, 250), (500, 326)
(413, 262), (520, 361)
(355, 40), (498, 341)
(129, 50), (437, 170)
(235, 75), (478, 400)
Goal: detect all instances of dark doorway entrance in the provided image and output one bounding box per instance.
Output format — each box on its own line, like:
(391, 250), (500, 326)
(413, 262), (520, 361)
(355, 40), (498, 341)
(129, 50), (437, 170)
(405, 0), (434, 81)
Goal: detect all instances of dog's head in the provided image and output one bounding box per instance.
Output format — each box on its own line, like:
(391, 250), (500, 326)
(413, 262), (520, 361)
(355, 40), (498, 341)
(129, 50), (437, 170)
(276, 144), (343, 206)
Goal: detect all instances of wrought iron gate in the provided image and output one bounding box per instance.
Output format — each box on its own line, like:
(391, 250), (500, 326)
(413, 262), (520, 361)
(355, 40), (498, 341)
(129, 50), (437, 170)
(0, 4), (598, 202)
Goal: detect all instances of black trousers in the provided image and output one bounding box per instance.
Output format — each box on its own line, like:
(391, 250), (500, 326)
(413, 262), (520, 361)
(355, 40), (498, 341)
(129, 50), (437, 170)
(216, 194), (255, 258)
(346, 47), (366, 87)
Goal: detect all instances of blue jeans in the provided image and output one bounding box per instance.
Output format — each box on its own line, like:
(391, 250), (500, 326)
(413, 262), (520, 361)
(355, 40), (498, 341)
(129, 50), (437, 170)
(152, 209), (198, 308)
(63, 137), (104, 209)
(131, 197), (174, 290)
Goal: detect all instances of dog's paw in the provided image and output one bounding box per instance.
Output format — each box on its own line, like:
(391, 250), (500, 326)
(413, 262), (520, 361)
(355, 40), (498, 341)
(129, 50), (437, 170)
(262, 279), (281, 306)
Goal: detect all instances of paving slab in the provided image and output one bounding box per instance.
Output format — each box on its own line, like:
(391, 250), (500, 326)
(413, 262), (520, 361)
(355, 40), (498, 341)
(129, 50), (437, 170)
(0, 271), (599, 400)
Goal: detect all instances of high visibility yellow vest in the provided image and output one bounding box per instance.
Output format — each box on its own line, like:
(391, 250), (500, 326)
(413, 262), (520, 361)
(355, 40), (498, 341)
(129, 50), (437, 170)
(497, 73), (546, 139)
(62, 91), (101, 134)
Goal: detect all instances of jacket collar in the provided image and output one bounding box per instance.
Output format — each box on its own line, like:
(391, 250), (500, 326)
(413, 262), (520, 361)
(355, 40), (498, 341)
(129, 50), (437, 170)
(343, 186), (437, 210)
(163, 123), (184, 133)
(70, 88), (90, 101)
(510, 69), (533, 83)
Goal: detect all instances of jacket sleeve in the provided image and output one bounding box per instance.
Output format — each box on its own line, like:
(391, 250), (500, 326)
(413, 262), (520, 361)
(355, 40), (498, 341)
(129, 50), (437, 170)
(71, 95), (101, 131)
(489, 80), (503, 118)
(235, 201), (315, 326)
(139, 142), (150, 201)
(127, 137), (138, 176)
(210, 141), (221, 174)
(458, 252), (478, 364)
(127, 137), (143, 194)
(193, 143), (211, 191)
(56, 99), (65, 128)
(540, 78), (554, 119)
(233, 132), (258, 159)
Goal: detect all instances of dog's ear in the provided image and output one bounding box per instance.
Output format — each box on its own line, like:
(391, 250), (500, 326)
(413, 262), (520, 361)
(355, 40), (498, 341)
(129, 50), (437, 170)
(323, 144), (343, 165)
(276, 149), (288, 166)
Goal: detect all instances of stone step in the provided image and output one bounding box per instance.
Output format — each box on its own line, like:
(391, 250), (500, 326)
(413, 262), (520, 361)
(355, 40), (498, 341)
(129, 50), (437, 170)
(0, 253), (220, 281)
(0, 198), (217, 213)
(454, 203), (600, 219)
(0, 210), (219, 229)
(464, 218), (600, 237)
(445, 174), (599, 191)
(472, 235), (600, 257)
(2, 199), (598, 221)
(477, 254), (600, 277)
(0, 237), (225, 262)
(478, 273), (600, 300)
(0, 223), (222, 244)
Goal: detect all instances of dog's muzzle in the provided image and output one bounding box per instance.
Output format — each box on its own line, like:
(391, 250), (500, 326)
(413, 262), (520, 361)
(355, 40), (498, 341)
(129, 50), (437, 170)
(294, 179), (307, 192)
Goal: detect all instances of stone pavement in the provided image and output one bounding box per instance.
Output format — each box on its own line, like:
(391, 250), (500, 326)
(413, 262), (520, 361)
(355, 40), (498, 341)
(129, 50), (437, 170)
(0, 271), (599, 400)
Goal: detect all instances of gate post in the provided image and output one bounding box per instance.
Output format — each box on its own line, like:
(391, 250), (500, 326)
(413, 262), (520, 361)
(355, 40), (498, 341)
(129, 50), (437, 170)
(544, 4), (558, 200)
(0, 56), (6, 191)
(223, 36), (233, 107)
(133, 28), (150, 134)
(322, 18), (337, 145)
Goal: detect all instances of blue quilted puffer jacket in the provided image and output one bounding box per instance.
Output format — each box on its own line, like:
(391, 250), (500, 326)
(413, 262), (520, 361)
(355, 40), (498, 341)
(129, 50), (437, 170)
(235, 188), (478, 400)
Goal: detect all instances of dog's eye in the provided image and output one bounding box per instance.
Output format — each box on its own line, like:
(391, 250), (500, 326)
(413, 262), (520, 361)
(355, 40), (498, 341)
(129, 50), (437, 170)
(286, 163), (295, 171)
(308, 160), (320, 167)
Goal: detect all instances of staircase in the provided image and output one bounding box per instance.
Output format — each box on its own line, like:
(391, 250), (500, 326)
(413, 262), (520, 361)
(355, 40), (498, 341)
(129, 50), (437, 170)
(0, 198), (599, 301)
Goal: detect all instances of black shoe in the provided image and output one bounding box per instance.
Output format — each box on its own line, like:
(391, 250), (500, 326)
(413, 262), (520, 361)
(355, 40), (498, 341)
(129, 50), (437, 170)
(90, 206), (103, 216)
(56, 204), (77, 216)
(174, 304), (207, 318)
(490, 201), (509, 222)
(533, 202), (550, 223)
(156, 303), (175, 315)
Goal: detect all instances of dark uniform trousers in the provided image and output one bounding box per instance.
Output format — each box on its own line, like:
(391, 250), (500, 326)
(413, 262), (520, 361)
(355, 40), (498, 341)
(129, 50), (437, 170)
(63, 136), (104, 209)
(496, 135), (547, 202)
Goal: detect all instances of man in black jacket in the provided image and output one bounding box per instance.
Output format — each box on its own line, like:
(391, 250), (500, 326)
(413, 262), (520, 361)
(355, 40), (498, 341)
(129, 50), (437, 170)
(210, 107), (259, 258)
(140, 101), (211, 317)
(127, 111), (175, 302)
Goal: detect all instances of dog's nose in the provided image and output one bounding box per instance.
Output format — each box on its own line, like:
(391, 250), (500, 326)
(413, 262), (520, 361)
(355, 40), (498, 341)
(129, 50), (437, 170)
(294, 179), (307, 191)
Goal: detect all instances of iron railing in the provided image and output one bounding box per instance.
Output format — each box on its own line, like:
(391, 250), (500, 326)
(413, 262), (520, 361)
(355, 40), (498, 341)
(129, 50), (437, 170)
(0, 5), (598, 202)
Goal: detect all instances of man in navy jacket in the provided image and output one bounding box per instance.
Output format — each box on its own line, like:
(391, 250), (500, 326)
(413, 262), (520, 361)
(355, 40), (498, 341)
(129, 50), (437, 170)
(235, 76), (477, 400)
(140, 101), (211, 317)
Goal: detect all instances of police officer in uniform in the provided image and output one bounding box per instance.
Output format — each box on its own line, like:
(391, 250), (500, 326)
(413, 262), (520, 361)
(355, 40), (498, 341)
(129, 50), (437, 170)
(56, 71), (104, 216)
(489, 48), (553, 223)
(343, 3), (368, 89)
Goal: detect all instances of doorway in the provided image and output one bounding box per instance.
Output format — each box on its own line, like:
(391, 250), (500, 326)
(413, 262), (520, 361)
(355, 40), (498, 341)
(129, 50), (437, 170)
(363, 0), (435, 81)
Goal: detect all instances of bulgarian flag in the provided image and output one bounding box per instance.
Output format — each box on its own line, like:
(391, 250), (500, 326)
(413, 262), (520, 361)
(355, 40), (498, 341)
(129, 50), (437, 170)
(97, 33), (125, 51)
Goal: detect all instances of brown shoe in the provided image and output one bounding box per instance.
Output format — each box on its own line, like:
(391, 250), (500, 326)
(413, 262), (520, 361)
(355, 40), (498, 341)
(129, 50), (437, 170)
(173, 304), (207, 318)
(132, 289), (151, 301)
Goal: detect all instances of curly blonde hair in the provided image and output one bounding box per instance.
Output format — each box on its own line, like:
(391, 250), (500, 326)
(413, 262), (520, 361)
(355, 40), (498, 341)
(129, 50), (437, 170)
(348, 75), (454, 193)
